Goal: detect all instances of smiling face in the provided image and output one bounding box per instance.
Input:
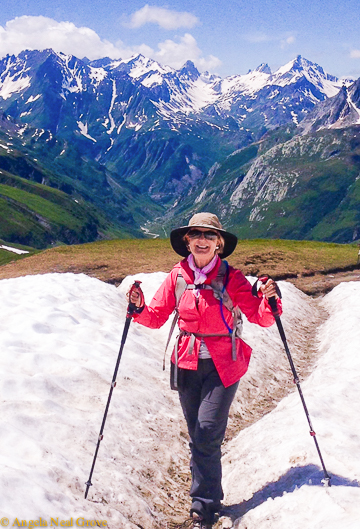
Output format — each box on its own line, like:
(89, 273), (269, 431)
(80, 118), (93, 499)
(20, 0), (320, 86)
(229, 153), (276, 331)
(186, 228), (220, 268)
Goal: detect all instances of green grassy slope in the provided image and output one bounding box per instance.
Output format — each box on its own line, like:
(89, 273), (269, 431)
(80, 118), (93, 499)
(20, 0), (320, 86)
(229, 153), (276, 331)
(0, 237), (358, 285)
(0, 167), (116, 247)
(0, 118), (164, 243)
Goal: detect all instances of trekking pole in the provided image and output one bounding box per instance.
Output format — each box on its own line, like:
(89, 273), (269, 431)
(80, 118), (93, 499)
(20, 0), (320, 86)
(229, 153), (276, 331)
(253, 277), (331, 487)
(84, 281), (143, 499)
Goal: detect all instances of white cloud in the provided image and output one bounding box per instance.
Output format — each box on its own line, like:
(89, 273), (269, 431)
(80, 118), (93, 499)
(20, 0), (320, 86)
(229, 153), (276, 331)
(0, 16), (220, 73)
(0, 16), (123, 59)
(127, 4), (199, 30)
(281, 35), (296, 49)
(243, 31), (296, 49)
(152, 33), (221, 70)
(350, 49), (360, 59)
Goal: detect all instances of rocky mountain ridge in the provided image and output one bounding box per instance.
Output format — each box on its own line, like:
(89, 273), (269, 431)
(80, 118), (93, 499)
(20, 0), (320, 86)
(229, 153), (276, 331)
(0, 49), (359, 245)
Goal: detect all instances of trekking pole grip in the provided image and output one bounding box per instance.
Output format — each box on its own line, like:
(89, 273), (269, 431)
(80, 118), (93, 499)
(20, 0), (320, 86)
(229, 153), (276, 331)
(252, 275), (281, 317)
(127, 280), (143, 316)
(269, 295), (280, 317)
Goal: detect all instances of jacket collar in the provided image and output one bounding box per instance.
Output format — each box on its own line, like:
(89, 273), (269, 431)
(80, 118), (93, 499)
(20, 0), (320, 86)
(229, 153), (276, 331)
(180, 256), (222, 284)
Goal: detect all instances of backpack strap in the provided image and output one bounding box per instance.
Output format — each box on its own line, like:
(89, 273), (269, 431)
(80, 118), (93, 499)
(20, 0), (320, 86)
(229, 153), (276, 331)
(163, 273), (191, 369)
(211, 260), (243, 361)
(210, 261), (234, 313)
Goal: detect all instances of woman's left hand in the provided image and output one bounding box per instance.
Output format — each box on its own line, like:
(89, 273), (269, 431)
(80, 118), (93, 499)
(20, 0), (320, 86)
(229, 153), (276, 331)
(259, 278), (279, 300)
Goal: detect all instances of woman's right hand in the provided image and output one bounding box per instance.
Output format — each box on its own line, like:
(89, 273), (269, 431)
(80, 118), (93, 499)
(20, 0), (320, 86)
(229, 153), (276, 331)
(127, 285), (145, 308)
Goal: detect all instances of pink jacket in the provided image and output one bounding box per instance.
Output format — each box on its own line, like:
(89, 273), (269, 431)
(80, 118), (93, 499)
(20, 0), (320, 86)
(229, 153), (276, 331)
(134, 258), (281, 387)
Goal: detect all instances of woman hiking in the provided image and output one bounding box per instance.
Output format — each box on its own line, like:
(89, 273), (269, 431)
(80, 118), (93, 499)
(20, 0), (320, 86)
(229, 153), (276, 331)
(128, 212), (281, 528)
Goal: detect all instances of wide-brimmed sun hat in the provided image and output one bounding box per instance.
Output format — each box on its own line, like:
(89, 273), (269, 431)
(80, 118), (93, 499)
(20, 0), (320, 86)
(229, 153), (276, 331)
(170, 212), (238, 259)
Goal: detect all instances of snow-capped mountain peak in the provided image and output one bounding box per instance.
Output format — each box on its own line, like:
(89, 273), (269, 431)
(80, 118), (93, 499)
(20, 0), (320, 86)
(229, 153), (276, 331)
(272, 55), (343, 97)
(254, 63), (272, 75)
(219, 65), (272, 97)
(107, 54), (173, 81)
(0, 49), (356, 143)
(178, 60), (201, 81)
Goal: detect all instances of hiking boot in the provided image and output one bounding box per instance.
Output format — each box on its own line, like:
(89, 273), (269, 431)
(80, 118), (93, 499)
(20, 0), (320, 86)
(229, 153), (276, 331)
(191, 512), (213, 529)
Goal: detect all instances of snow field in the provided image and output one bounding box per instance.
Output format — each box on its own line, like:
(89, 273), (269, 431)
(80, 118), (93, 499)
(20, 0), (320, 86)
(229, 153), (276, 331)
(0, 272), (184, 528)
(0, 272), (359, 528)
(222, 281), (360, 528)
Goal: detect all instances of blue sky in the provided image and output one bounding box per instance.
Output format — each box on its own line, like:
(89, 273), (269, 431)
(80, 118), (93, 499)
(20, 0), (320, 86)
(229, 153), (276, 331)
(1, 0), (360, 79)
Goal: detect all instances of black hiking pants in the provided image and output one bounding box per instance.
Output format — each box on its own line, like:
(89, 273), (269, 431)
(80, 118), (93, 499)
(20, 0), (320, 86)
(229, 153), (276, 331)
(178, 358), (239, 523)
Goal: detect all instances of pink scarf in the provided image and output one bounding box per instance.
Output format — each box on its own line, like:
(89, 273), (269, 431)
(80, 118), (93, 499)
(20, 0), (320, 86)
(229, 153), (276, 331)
(187, 254), (219, 285)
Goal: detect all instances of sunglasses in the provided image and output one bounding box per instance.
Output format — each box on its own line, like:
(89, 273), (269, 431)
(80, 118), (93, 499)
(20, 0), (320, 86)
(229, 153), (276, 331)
(187, 229), (219, 241)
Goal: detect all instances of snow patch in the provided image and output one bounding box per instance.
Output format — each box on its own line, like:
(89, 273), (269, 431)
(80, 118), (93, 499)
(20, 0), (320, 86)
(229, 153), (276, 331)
(141, 72), (164, 87)
(0, 73), (31, 100)
(77, 121), (97, 142)
(117, 114), (126, 135)
(107, 79), (117, 134)
(88, 67), (107, 87)
(26, 94), (41, 104)
(195, 188), (207, 203)
(0, 245), (29, 255)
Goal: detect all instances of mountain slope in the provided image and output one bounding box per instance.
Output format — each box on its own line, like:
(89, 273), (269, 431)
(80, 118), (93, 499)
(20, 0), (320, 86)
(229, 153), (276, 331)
(0, 108), (165, 245)
(0, 50), (347, 205)
(0, 167), (104, 248)
(159, 126), (360, 243)
(300, 79), (360, 133)
(0, 49), (358, 244)
(0, 114), (153, 246)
